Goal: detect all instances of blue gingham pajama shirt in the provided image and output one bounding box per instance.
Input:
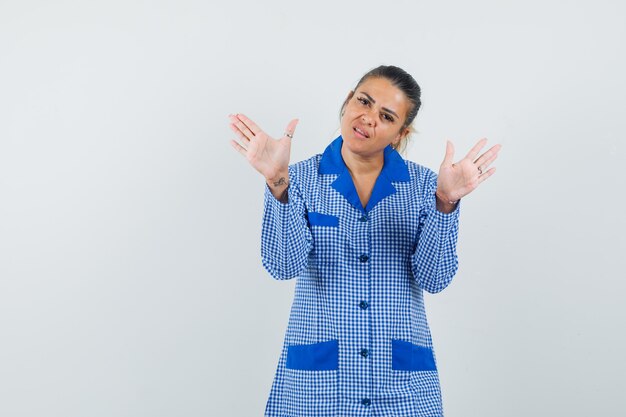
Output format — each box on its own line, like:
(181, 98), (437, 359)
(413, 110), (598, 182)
(261, 135), (461, 417)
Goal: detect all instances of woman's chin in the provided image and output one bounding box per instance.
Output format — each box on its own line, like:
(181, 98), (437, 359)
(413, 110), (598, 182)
(342, 129), (368, 145)
(341, 135), (371, 157)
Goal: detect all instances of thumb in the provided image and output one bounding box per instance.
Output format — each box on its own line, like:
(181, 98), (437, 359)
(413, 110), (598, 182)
(284, 118), (299, 138)
(442, 140), (455, 166)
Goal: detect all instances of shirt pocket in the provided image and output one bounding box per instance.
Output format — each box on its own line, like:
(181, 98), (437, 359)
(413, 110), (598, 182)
(306, 212), (351, 264)
(283, 340), (339, 416)
(307, 211), (339, 227)
(391, 339), (437, 371)
(286, 339), (339, 371)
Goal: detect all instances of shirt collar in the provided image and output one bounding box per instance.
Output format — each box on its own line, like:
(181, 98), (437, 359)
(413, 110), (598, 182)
(318, 135), (410, 212)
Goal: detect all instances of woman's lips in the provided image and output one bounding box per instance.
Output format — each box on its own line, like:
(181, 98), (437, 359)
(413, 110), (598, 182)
(353, 127), (369, 139)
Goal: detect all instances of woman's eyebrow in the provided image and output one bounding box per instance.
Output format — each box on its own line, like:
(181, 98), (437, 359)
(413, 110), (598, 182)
(360, 91), (400, 119)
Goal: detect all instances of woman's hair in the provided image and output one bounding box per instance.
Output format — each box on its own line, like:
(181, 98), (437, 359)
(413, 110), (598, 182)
(340, 65), (422, 155)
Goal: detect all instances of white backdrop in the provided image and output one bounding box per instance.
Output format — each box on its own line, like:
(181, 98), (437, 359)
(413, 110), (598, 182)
(1, 1), (624, 416)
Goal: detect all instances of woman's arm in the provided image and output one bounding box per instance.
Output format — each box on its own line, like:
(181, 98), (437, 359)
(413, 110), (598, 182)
(410, 170), (460, 294)
(411, 137), (501, 293)
(260, 165), (313, 280)
(228, 113), (311, 279)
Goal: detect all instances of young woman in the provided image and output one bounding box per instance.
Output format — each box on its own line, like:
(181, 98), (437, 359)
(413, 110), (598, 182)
(229, 65), (501, 417)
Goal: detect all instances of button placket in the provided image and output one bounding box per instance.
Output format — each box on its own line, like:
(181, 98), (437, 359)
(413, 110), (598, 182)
(354, 209), (373, 405)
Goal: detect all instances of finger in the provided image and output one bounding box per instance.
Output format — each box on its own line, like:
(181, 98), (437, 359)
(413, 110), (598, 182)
(283, 118), (299, 138)
(442, 140), (455, 166)
(229, 116), (256, 140)
(473, 143), (502, 166)
(477, 167), (496, 184)
(230, 139), (247, 156)
(477, 150), (500, 172)
(465, 137), (488, 161)
(235, 113), (262, 136)
(229, 122), (251, 143)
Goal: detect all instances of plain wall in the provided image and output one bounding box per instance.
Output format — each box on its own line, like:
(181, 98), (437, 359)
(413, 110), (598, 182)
(1, 0), (624, 416)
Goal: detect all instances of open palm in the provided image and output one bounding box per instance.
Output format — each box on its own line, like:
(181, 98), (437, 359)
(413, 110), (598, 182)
(437, 138), (502, 202)
(229, 113), (299, 181)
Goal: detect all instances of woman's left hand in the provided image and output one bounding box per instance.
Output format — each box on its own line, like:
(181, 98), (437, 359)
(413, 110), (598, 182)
(436, 137), (502, 203)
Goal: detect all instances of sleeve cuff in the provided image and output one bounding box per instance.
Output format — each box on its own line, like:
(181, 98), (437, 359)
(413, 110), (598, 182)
(426, 193), (461, 233)
(264, 181), (295, 209)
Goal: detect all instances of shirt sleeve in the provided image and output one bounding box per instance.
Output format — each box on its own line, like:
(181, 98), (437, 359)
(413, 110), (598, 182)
(410, 169), (461, 294)
(260, 166), (313, 280)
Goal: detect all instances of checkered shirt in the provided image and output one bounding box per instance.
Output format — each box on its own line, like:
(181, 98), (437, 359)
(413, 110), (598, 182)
(260, 135), (461, 417)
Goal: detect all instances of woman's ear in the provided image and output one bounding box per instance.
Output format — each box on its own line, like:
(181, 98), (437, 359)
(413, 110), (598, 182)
(393, 127), (410, 145)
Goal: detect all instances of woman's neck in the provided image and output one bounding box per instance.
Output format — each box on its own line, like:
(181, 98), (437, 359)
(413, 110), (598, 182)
(340, 145), (384, 178)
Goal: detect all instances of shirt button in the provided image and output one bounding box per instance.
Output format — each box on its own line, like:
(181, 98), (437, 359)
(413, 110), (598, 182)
(359, 300), (369, 310)
(360, 348), (369, 357)
(361, 398), (371, 406)
(358, 214), (368, 222)
(359, 254), (369, 262)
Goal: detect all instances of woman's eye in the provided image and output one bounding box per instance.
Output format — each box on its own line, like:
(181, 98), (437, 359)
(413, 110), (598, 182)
(358, 97), (369, 105)
(383, 114), (394, 122)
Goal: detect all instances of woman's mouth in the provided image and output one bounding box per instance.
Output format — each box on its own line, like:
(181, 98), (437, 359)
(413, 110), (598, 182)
(353, 127), (369, 139)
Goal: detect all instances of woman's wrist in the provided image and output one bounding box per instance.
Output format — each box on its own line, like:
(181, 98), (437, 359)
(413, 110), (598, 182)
(435, 190), (458, 213)
(266, 169), (289, 188)
(435, 190), (458, 205)
(266, 170), (290, 203)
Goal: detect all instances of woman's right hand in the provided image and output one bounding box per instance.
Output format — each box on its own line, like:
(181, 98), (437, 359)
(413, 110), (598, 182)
(229, 113), (299, 182)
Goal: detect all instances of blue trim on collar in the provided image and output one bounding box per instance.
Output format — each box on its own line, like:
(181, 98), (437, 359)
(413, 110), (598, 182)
(318, 135), (410, 213)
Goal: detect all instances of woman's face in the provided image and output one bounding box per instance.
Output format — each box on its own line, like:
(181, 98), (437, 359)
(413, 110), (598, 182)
(340, 77), (410, 159)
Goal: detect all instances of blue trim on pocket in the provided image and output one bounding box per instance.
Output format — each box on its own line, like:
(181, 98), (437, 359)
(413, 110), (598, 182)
(286, 340), (339, 371)
(308, 212), (339, 227)
(391, 339), (437, 371)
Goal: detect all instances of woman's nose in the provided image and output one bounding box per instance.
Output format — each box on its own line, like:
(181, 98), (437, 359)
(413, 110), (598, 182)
(361, 111), (375, 126)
